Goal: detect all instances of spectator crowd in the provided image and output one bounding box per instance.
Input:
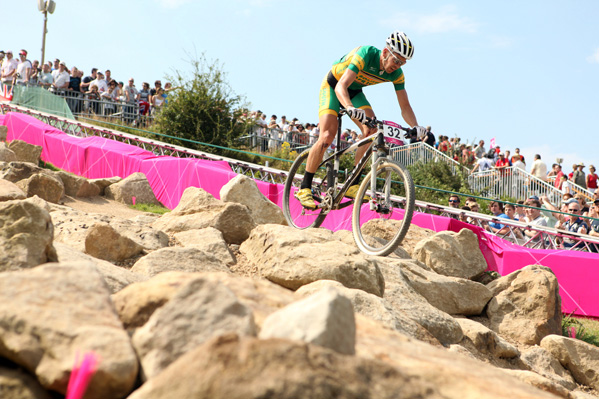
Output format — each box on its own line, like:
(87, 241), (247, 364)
(0, 48), (174, 122)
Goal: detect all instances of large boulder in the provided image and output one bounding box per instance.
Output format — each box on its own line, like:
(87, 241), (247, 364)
(355, 315), (562, 399)
(54, 242), (148, 293)
(85, 222), (145, 262)
(260, 286), (356, 355)
(0, 142), (17, 162)
(240, 224), (385, 296)
(55, 170), (101, 197)
(112, 271), (295, 331)
(0, 262), (138, 399)
(486, 265), (562, 345)
(455, 317), (520, 359)
(127, 334), (444, 399)
(0, 161), (51, 183)
(51, 207), (169, 253)
(0, 198), (57, 271)
(219, 174), (286, 225)
(0, 178), (26, 201)
(376, 258), (464, 345)
(16, 173), (64, 203)
(152, 187), (255, 244)
(296, 280), (439, 345)
(413, 228), (488, 279)
(7, 140), (42, 164)
(541, 334), (599, 391)
(130, 247), (232, 277)
(501, 369), (573, 399)
(520, 346), (577, 391)
(400, 260), (493, 316)
(89, 176), (121, 195)
(173, 227), (236, 265)
(361, 220), (435, 256)
(105, 172), (161, 206)
(131, 277), (256, 380)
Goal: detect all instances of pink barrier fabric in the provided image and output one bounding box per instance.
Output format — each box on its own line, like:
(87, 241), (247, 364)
(3, 112), (598, 317)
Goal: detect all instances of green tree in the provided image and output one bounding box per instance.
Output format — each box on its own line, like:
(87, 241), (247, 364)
(153, 54), (254, 156)
(407, 161), (473, 205)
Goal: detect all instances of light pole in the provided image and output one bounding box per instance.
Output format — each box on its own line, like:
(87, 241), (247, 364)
(38, 0), (56, 67)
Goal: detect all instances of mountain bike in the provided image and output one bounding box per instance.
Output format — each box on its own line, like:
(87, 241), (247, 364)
(282, 110), (416, 256)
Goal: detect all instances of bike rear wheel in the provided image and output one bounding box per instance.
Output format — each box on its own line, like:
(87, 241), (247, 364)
(352, 161), (415, 256)
(283, 149), (330, 229)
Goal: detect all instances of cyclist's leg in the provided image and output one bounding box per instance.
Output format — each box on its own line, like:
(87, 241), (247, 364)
(351, 92), (376, 166)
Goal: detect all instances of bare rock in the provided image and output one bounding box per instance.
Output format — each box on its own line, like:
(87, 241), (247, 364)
(0, 199), (57, 271)
(502, 369), (572, 398)
(413, 228), (488, 279)
(105, 172), (161, 205)
(400, 260), (493, 315)
(55, 170), (101, 197)
(0, 262), (138, 398)
(455, 317), (520, 359)
(127, 334), (445, 399)
(85, 222), (145, 262)
(16, 173), (64, 203)
(240, 224), (385, 296)
(0, 178), (26, 201)
(152, 187), (255, 244)
(0, 125), (6, 141)
(89, 176), (121, 195)
(220, 174), (286, 225)
(51, 207), (169, 253)
(112, 271), (294, 331)
(487, 265), (562, 345)
(296, 280), (440, 345)
(54, 241), (148, 293)
(541, 334), (599, 391)
(0, 364), (51, 399)
(130, 247), (231, 277)
(521, 346), (577, 391)
(131, 277), (256, 380)
(260, 285), (356, 355)
(0, 142), (17, 162)
(7, 140), (42, 164)
(0, 161), (51, 183)
(376, 258), (464, 345)
(173, 227), (236, 265)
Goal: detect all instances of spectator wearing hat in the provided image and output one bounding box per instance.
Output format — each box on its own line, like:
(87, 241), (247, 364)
(586, 165), (598, 194)
(512, 155), (526, 171)
(15, 50), (32, 85)
(51, 61), (70, 90)
(1, 50), (18, 85)
(89, 71), (108, 94)
(572, 163), (586, 189)
(511, 148), (525, 165)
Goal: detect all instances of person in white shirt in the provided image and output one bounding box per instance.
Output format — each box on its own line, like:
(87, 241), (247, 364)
(1, 50), (18, 84)
(15, 50), (32, 85)
(512, 155), (526, 171)
(51, 61), (70, 90)
(530, 154), (548, 181)
(89, 71), (108, 93)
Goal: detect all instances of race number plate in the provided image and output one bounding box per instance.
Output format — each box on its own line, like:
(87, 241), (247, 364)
(382, 121), (405, 145)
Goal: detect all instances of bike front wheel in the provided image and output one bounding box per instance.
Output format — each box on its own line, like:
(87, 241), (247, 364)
(283, 149), (329, 229)
(352, 161), (415, 256)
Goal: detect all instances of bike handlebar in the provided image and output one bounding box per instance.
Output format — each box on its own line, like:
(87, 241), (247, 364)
(339, 109), (418, 138)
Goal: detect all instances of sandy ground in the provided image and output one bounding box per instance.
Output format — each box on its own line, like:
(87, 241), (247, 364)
(60, 195), (148, 219)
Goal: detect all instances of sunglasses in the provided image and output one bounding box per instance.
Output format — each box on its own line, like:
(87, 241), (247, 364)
(386, 49), (406, 66)
(449, 199), (459, 203)
(568, 209), (580, 212)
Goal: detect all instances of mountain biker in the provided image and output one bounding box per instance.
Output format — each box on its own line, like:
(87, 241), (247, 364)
(296, 31), (427, 209)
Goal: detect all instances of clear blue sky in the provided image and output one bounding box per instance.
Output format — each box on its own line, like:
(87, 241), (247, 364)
(3, 0), (598, 172)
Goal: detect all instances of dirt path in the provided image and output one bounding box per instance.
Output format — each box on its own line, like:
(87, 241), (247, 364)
(60, 196), (148, 219)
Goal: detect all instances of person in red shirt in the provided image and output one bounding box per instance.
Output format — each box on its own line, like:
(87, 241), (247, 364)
(587, 165), (598, 194)
(554, 164), (564, 189)
(495, 153), (510, 169)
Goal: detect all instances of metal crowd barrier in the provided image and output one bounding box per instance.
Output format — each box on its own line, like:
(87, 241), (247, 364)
(238, 127), (353, 153)
(390, 142), (471, 175)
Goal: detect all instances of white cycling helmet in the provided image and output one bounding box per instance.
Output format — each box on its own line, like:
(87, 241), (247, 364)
(386, 31), (414, 60)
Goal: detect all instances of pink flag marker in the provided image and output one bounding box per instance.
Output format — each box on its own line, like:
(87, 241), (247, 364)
(66, 351), (99, 399)
(132, 196), (136, 205)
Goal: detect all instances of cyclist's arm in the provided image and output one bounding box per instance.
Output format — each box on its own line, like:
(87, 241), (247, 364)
(395, 89), (418, 127)
(335, 69), (358, 109)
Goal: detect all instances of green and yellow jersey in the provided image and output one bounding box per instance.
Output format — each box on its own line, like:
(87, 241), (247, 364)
(319, 45), (405, 116)
(330, 46), (405, 91)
